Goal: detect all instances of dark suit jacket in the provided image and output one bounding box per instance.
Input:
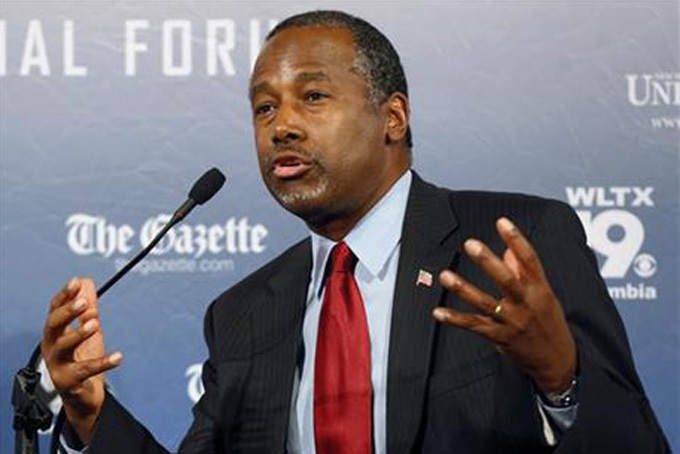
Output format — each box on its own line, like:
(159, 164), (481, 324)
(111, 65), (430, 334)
(76, 174), (669, 454)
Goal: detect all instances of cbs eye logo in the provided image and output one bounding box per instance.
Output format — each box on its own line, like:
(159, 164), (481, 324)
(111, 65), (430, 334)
(576, 209), (656, 279)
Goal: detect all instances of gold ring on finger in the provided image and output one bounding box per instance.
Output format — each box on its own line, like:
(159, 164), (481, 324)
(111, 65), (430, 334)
(494, 303), (503, 316)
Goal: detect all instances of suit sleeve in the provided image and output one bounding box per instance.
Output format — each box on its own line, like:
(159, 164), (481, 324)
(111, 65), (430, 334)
(528, 201), (670, 454)
(177, 301), (227, 454)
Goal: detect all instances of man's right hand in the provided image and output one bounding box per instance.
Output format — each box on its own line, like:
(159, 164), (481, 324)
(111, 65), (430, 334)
(41, 277), (123, 444)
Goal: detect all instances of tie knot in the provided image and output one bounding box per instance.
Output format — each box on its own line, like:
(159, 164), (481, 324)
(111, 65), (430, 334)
(329, 242), (357, 273)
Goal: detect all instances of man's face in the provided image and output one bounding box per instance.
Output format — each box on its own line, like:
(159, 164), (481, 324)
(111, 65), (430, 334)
(250, 26), (402, 231)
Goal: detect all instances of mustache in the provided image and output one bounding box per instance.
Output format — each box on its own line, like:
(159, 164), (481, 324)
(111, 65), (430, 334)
(265, 145), (323, 170)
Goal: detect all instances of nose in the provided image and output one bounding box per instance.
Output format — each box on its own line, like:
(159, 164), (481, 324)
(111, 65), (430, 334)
(272, 103), (306, 145)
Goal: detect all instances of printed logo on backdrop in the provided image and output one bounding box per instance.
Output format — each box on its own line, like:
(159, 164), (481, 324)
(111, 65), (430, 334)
(566, 186), (658, 302)
(66, 214), (269, 275)
(626, 72), (680, 130)
(0, 18), (278, 77)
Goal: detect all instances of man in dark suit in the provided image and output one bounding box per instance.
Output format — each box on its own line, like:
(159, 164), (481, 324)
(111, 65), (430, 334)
(42, 10), (669, 454)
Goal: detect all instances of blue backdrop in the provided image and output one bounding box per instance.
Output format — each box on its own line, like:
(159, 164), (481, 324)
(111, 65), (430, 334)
(1, 1), (678, 451)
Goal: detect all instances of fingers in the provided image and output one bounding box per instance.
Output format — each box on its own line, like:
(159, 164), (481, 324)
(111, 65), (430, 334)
(42, 277), (119, 416)
(45, 297), (86, 343)
(56, 353), (124, 391)
(44, 278), (100, 342)
(436, 271), (509, 341)
(433, 306), (494, 333)
(439, 270), (500, 316)
(462, 239), (524, 301)
(496, 218), (546, 280)
(432, 307), (497, 338)
(75, 278), (98, 307)
(70, 353), (123, 383)
(44, 295), (93, 342)
(49, 277), (81, 312)
(52, 319), (99, 358)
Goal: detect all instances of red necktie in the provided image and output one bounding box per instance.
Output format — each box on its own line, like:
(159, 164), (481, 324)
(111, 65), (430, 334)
(314, 242), (372, 454)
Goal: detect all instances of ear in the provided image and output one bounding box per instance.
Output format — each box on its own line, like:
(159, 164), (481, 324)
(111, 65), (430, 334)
(384, 93), (410, 144)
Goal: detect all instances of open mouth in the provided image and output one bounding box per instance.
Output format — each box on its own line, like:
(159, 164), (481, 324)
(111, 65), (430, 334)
(272, 155), (313, 179)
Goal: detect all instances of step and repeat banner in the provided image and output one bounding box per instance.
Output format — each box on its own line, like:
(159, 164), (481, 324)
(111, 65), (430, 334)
(1, 1), (678, 451)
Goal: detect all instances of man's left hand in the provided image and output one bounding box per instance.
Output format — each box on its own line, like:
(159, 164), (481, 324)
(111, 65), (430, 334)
(433, 217), (577, 393)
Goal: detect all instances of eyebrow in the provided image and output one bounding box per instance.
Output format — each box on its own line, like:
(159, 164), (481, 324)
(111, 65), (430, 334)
(249, 81), (273, 101)
(249, 71), (332, 101)
(296, 71), (330, 83)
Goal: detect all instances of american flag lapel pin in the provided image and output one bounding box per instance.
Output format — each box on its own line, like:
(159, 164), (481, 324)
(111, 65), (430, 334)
(416, 269), (433, 287)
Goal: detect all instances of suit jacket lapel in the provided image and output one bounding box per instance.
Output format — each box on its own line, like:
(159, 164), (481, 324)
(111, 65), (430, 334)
(387, 173), (461, 454)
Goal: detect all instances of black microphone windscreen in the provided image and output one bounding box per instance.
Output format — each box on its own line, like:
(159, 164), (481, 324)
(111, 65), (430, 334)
(189, 168), (226, 204)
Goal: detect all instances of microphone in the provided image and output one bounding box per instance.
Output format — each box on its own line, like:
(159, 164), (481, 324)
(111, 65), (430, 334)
(12, 167), (226, 454)
(96, 167), (226, 298)
(172, 167), (227, 223)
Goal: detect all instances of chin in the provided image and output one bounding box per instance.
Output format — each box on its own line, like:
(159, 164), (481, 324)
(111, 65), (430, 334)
(270, 179), (333, 221)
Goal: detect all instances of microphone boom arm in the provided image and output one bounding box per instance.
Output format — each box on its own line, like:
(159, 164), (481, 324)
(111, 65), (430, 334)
(96, 213), (180, 298)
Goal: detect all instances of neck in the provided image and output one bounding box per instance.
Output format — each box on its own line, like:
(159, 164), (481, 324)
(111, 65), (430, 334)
(307, 211), (367, 242)
(307, 166), (410, 242)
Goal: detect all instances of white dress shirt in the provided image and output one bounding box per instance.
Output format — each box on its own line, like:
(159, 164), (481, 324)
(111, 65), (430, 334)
(286, 171), (412, 454)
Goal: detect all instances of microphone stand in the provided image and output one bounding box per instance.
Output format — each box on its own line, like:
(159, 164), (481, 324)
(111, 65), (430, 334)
(11, 205), (192, 454)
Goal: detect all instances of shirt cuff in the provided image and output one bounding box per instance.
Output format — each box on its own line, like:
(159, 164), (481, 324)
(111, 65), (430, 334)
(536, 397), (579, 446)
(59, 422), (89, 454)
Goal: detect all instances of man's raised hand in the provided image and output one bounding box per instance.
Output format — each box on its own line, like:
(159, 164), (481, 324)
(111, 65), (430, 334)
(433, 217), (577, 393)
(41, 277), (122, 443)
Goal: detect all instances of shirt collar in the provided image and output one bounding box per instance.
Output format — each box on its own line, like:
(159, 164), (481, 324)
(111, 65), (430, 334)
(309, 170), (412, 297)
